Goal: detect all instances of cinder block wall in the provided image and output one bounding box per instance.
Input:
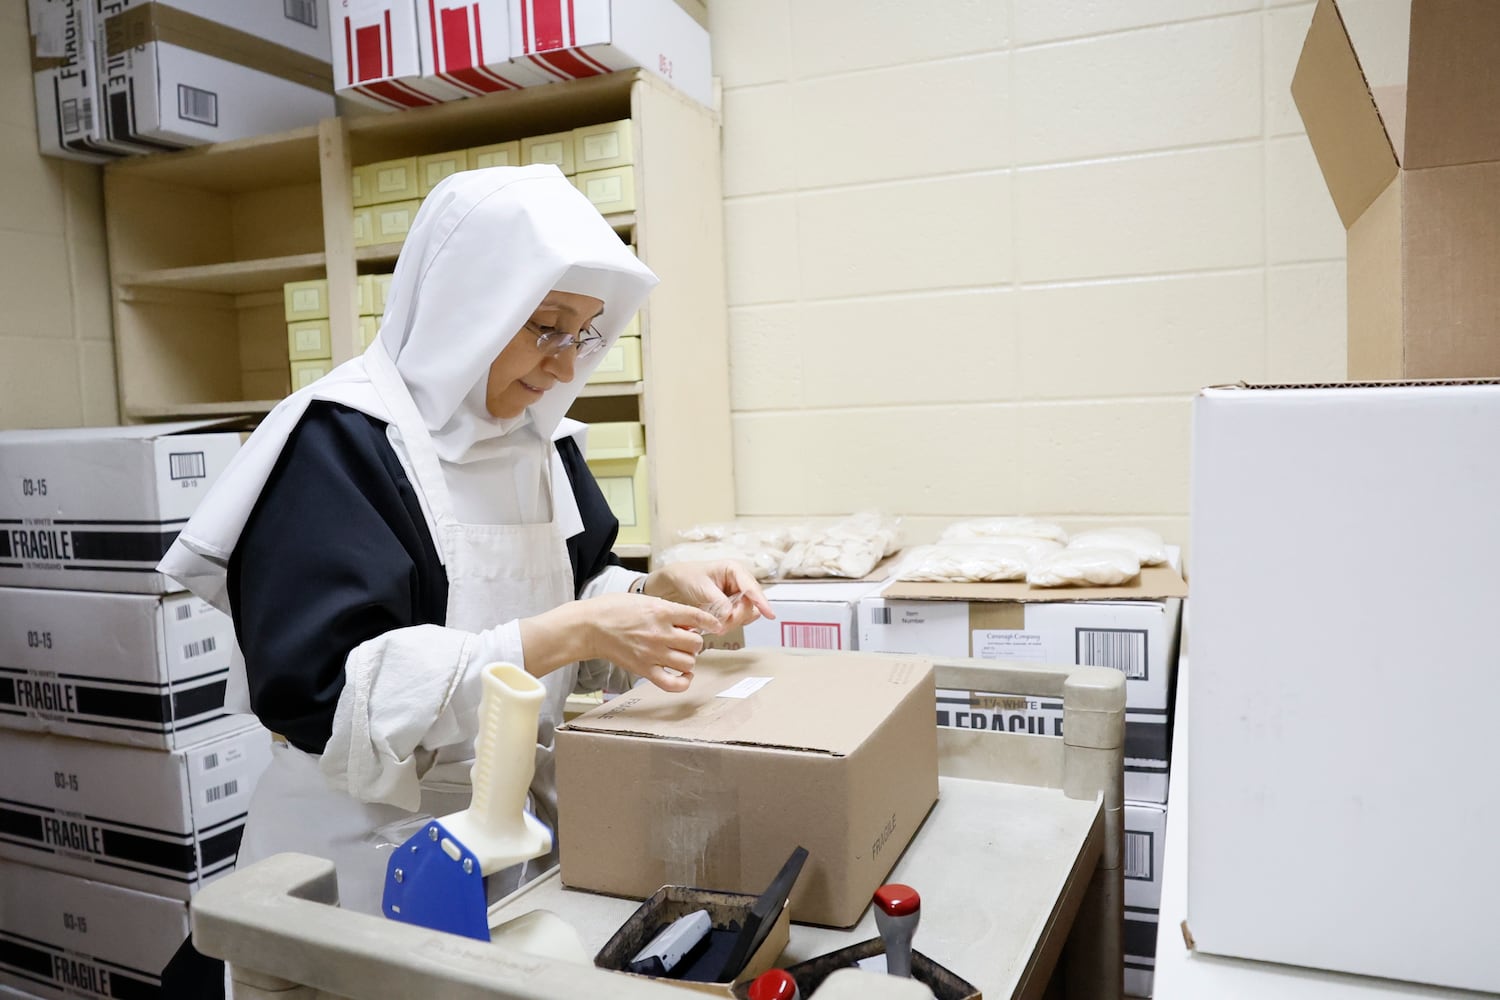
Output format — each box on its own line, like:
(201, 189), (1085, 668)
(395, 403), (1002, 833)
(711, 1), (1368, 549)
(0, 0), (117, 429)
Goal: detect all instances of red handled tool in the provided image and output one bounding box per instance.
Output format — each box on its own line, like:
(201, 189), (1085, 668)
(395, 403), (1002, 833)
(873, 883), (920, 978)
(747, 968), (800, 1000)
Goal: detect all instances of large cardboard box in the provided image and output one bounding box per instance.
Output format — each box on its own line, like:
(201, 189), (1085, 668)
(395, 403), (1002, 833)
(96, 0), (335, 148)
(0, 859), (189, 999)
(0, 724), (270, 899)
(510, 0), (712, 109)
(557, 649), (939, 927)
(1292, 0), (1500, 378)
(0, 421), (241, 594)
(0, 588), (246, 749)
(335, 0), (465, 109)
(1189, 382), (1500, 992)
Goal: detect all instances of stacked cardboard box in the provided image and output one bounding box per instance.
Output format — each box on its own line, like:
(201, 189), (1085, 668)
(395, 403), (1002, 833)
(335, 1), (710, 112)
(29, 0), (335, 162)
(0, 424), (272, 998)
(584, 422), (648, 546)
(857, 544), (1186, 997)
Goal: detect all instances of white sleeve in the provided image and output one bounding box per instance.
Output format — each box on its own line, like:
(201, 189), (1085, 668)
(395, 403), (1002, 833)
(573, 565), (646, 692)
(319, 620), (521, 811)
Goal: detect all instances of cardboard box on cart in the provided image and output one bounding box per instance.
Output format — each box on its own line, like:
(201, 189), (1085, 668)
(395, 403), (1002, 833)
(1292, 0), (1500, 378)
(860, 565), (1186, 803)
(556, 648), (938, 927)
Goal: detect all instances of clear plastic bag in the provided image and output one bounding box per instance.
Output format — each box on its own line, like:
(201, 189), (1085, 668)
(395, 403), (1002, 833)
(896, 542), (1034, 583)
(1067, 527), (1168, 567)
(941, 517), (1069, 545)
(1027, 547), (1141, 588)
(673, 522), (814, 553)
(779, 512), (902, 579)
(656, 541), (782, 581)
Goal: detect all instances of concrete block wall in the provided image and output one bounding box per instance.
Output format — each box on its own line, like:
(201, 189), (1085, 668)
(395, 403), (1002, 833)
(0, 0), (117, 429)
(710, 1), (1362, 550)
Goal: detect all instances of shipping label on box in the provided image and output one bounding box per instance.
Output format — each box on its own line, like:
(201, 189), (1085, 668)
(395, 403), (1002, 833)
(1125, 801), (1167, 914)
(861, 596), (1182, 712)
(558, 648), (938, 927)
(0, 588), (248, 750)
(0, 422), (241, 594)
(0, 859), (190, 1000)
(0, 724), (271, 899)
(510, 0), (712, 109)
(336, 0), (465, 109)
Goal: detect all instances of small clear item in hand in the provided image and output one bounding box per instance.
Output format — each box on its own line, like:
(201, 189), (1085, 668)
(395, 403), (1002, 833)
(694, 592), (750, 634)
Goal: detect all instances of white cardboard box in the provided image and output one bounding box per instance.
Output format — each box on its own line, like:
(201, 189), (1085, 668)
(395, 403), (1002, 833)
(1125, 908), (1158, 998)
(1189, 382), (1500, 993)
(509, 0), (711, 108)
(0, 724), (270, 899)
(0, 421), (241, 594)
(95, 0), (335, 148)
(29, 0), (135, 160)
(416, 0), (549, 96)
(934, 687), (1170, 803)
(0, 859), (189, 999)
(729, 580), (888, 652)
(1124, 797), (1165, 996)
(336, 0), (466, 109)
(0, 588), (247, 749)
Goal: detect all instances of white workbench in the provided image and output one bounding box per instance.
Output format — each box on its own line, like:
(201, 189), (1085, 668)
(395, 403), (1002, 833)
(1153, 658), (1488, 999)
(490, 775), (1104, 1000)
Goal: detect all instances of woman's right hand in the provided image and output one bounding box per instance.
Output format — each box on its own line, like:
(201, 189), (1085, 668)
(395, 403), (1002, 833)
(520, 593), (721, 692)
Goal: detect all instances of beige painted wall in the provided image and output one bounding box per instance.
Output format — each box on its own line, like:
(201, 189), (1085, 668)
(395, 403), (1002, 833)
(0, 0), (116, 430)
(709, 1), (1353, 549)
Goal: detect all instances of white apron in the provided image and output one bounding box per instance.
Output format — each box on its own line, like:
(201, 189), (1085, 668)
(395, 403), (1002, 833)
(233, 345), (576, 917)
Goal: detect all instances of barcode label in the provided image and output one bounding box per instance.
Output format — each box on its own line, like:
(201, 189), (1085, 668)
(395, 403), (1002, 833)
(1076, 628), (1148, 680)
(284, 0), (317, 26)
(781, 622), (840, 650)
(870, 606), (893, 626)
(177, 84), (218, 127)
(61, 97), (93, 135)
(169, 451), (207, 480)
(175, 604), (192, 621)
(204, 779), (238, 804)
(1125, 830), (1153, 881)
(203, 752), (220, 771)
(183, 636), (217, 660)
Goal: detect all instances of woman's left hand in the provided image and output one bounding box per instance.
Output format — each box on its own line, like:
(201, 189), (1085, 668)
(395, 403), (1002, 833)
(643, 560), (775, 632)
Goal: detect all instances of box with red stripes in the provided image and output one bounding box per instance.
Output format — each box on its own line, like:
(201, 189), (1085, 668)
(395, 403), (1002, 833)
(336, 0), (465, 110)
(510, 0), (711, 108)
(417, 1), (552, 96)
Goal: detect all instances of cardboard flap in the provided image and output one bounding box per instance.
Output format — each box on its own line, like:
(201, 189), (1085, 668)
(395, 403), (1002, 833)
(563, 649), (932, 755)
(1292, 0), (1399, 226)
(1404, 0), (1500, 168)
(882, 564), (1188, 603)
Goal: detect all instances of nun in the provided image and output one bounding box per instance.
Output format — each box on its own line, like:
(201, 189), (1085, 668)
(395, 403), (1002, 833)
(157, 165), (772, 934)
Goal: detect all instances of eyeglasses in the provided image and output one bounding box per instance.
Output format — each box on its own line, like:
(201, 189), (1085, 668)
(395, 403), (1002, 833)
(528, 320), (606, 359)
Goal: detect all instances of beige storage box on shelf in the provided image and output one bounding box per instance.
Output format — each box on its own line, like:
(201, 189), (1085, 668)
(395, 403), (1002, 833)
(468, 139), (522, 169)
(575, 165), (635, 214)
(522, 130), (576, 175)
(371, 198), (423, 244)
(587, 335), (641, 384)
(286, 319), (332, 361)
(417, 149), (467, 195)
(585, 421), (649, 546)
(283, 278), (329, 322)
(352, 205), (376, 247)
(1292, 0), (1500, 378)
(574, 119), (634, 172)
(557, 648), (938, 927)
(289, 359), (331, 390)
(0, 423), (240, 593)
(355, 315), (381, 352)
(0, 859), (192, 1000)
(352, 156), (421, 207)
(0, 723), (271, 900)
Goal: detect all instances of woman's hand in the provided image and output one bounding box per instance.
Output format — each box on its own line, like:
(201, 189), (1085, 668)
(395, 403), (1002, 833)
(520, 594), (721, 692)
(643, 560), (776, 631)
